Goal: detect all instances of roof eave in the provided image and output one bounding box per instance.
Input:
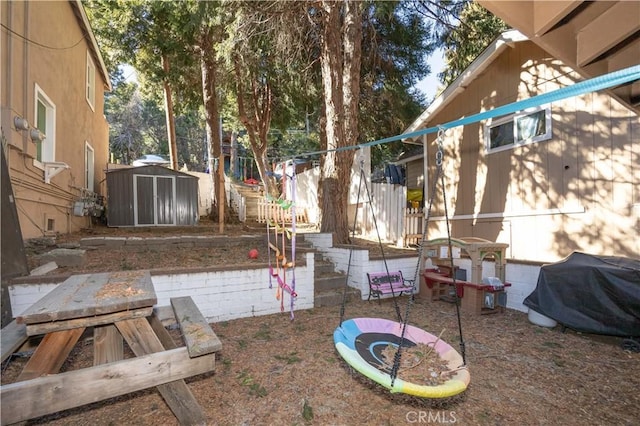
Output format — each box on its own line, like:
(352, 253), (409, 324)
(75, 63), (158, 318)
(71, 0), (112, 92)
(391, 153), (424, 166)
(402, 30), (528, 143)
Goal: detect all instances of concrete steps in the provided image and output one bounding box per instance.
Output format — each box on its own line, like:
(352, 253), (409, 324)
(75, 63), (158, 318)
(229, 181), (263, 221)
(291, 234), (361, 308)
(311, 251), (361, 308)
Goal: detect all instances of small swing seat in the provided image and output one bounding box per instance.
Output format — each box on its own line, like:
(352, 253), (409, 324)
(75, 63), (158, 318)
(334, 318), (470, 398)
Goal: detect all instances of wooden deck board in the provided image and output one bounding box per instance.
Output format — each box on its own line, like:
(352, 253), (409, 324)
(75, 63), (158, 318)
(0, 320), (28, 363)
(116, 317), (208, 425)
(17, 271), (156, 325)
(0, 347), (214, 425)
(25, 307), (152, 336)
(171, 296), (222, 357)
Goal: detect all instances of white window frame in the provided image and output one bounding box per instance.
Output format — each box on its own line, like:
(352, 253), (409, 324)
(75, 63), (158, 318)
(485, 105), (552, 153)
(86, 51), (96, 111)
(85, 142), (95, 192)
(34, 84), (56, 166)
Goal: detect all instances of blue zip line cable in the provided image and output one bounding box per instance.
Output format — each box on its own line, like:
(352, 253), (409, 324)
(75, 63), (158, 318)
(296, 64), (640, 158)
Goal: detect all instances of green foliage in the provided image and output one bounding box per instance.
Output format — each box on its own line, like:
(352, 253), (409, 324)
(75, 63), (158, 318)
(274, 352), (302, 364)
(253, 324), (272, 341)
(302, 399), (314, 422)
(87, 0), (489, 175)
(236, 370), (268, 398)
(438, 2), (508, 87)
(358, 1), (431, 169)
(86, 0), (207, 168)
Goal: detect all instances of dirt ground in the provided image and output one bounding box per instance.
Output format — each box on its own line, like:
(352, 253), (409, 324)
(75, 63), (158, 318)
(4, 222), (640, 425)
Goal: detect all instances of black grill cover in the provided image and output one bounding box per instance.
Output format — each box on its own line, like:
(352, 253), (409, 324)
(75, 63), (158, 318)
(524, 252), (640, 337)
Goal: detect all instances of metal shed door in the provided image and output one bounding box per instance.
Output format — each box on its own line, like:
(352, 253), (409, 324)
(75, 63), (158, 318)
(134, 175), (176, 226)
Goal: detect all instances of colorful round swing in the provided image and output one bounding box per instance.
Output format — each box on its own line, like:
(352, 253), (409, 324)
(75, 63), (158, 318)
(334, 318), (469, 398)
(333, 135), (470, 399)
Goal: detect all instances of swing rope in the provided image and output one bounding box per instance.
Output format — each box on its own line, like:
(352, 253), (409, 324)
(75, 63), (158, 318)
(339, 149), (404, 325)
(389, 128), (467, 386)
(289, 171), (297, 320)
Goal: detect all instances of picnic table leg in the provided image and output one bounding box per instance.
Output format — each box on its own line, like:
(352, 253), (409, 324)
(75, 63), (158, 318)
(94, 324), (123, 365)
(16, 328), (85, 382)
(115, 318), (208, 426)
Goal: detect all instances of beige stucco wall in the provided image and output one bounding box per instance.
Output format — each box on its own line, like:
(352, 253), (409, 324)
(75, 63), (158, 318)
(412, 41), (639, 262)
(1, 1), (109, 239)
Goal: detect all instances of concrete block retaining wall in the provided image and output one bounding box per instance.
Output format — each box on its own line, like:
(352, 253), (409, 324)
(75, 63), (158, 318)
(152, 252), (315, 322)
(9, 252), (315, 323)
(79, 235), (267, 250)
(305, 233), (541, 312)
(9, 233), (542, 323)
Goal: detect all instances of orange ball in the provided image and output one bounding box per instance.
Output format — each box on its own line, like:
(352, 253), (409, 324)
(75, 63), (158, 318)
(248, 249), (259, 259)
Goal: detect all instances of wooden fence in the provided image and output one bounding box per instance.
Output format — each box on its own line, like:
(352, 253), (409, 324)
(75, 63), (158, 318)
(257, 199), (307, 224)
(225, 179), (246, 222)
(232, 172), (421, 246)
(356, 183), (425, 247)
(353, 183), (403, 244)
(403, 207), (424, 247)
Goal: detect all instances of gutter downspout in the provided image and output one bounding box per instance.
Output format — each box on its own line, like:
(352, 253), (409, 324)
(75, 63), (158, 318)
(22, 0), (29, 152)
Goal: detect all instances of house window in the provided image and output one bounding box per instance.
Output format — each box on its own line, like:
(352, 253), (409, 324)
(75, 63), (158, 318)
(34, 84), (56, 164)
(86, 51), (96, 110)
(85, 142), (95, 191)
(485, 106), (552, 153)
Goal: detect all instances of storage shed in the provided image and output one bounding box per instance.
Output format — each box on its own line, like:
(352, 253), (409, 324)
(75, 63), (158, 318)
(106, 166), (199, 227)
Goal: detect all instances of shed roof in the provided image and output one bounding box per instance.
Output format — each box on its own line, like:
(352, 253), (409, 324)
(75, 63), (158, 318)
(106, 165), (197, 178)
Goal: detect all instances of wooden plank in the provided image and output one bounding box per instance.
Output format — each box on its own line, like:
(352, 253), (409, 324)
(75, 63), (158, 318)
(149, 312), (178, 350)
(0, 347), (214, 425)
(115, 317), (165, 354)
(115, 318), (209, 426)
(533, 0), (583, 36)
(0, 320), (28, 363)
(17, 271), (156, 324)
(93, 324), (123, 366)
(171, 296), (222, 357)
(26, 307), (153, 336)
(16, 328), (85, 382)
(577, 1), (640, 67)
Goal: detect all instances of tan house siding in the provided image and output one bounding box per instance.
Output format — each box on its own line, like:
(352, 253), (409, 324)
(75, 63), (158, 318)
(412, 40), (639, 262)
(1, 1), (109, 239)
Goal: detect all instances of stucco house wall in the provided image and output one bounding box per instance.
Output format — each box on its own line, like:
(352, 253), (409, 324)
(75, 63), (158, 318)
(404, 35), (639, 263)
(1, 0), (110, 240)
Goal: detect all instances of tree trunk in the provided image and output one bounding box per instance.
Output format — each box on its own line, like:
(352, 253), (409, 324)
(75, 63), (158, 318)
(199, 28), (227, 230)
(161, 54), (179, 171)
(233, 55), (280, 198)
(317, 0), (363, 244)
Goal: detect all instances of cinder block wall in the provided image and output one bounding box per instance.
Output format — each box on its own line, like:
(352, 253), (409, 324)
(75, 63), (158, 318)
(153, 252), (315, 322)
(9, 234), (542, 322)
(8, 252), (315, 323)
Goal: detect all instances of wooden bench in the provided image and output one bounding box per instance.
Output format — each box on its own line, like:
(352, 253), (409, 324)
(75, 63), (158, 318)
(170, 296), (222, 358)
(422, 269), (511, 315)
(1, 272), (219, 426)
(366, 271), (415, 303)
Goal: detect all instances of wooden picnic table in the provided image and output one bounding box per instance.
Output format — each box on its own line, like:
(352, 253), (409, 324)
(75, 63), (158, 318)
(0, 270), (219, 426)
